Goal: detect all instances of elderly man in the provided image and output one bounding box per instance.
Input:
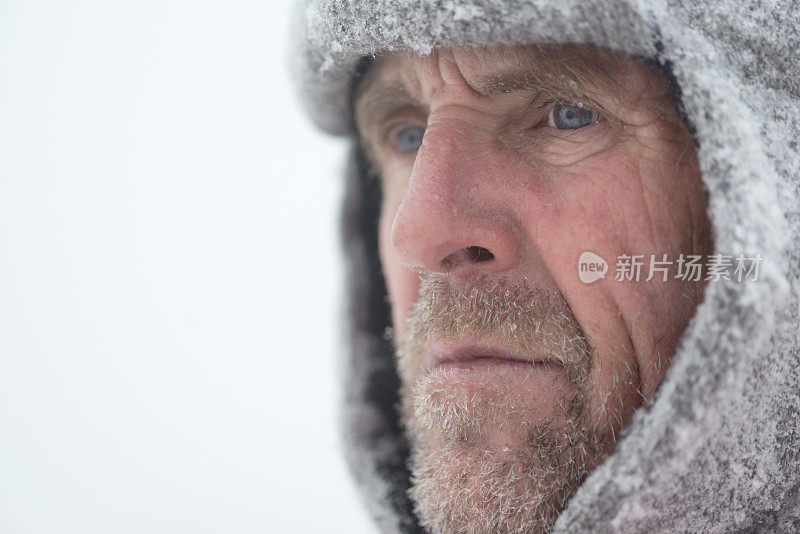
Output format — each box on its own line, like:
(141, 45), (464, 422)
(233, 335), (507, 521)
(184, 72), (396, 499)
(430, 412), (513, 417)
(294, 1), (800, 533)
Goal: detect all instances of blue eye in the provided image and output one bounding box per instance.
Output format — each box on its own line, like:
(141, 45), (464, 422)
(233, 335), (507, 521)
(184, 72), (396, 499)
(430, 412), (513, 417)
(548, 103), (598, 130)
(393, 125), (425, 154)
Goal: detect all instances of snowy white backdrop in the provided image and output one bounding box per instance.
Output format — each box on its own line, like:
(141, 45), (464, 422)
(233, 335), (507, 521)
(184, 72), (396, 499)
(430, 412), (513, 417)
(0, 1), (376, 532)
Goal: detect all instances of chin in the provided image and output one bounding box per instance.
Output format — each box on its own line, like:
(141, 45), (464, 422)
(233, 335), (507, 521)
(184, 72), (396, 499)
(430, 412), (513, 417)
(403, 368), (608, 534)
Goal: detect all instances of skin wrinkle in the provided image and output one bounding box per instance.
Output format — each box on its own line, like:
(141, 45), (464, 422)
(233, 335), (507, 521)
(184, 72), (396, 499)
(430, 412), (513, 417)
(356, 44), (713, 534)
(607, 286), (641, 403)
(639, 165), (663, 247)
(568, 170), (644, 402)
(632, 125), (704, 392)
(606, 158), (678, 392)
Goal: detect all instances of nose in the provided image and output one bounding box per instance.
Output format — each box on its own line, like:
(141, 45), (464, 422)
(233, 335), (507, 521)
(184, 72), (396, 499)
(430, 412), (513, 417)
(390, 117), (522, 276)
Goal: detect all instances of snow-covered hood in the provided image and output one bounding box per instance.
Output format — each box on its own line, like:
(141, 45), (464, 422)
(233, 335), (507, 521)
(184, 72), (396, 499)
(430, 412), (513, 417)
(291, 1), (800, 532)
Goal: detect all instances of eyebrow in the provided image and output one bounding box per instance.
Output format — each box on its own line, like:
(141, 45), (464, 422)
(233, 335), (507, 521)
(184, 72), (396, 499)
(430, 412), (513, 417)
(472, 72), (565, 97)
(355, 85), (422, 123)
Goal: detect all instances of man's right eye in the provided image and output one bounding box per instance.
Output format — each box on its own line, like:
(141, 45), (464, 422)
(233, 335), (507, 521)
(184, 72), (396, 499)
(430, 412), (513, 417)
(389, 124), (425, 154)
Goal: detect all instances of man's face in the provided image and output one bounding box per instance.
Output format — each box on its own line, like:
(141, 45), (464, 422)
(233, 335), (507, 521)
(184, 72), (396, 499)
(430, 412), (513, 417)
(355, 44), (712, 533)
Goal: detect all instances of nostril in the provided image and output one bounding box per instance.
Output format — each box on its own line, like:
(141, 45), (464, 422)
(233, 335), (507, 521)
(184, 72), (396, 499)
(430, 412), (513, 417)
(465, 246), (494, 262)
(440, 246), (495, 271)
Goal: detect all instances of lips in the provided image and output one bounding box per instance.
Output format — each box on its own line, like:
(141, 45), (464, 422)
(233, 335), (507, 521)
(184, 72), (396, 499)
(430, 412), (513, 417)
(428, 341), (553, 370)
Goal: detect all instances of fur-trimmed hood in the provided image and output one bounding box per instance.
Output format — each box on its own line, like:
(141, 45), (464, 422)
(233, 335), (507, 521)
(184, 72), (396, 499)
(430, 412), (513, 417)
(291, 1), (800, 532)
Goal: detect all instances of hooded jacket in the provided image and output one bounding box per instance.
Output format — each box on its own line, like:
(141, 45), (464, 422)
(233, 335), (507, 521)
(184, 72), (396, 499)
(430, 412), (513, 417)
(291, 1), (800, 532)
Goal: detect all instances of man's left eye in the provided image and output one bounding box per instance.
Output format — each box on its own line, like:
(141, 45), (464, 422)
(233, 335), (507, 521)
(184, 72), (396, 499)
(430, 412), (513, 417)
(547, 103), (599, 130)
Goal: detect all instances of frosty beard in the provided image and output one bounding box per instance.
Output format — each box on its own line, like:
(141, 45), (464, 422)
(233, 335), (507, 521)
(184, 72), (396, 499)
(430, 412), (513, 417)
(396, 274), (612, 534)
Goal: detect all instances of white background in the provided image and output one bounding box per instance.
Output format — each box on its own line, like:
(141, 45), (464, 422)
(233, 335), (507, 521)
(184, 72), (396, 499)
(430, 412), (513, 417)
(0, 1), (377, 532)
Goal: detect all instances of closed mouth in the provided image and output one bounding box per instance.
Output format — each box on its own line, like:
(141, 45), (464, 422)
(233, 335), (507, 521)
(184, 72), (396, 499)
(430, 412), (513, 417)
(428, 341), (555, 369)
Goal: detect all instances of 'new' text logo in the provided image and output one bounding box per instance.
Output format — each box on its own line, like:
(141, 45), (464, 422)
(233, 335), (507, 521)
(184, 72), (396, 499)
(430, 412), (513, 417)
(578, 251), (608, 283)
